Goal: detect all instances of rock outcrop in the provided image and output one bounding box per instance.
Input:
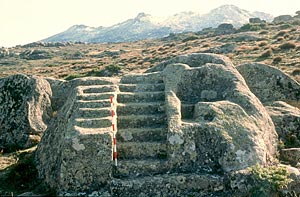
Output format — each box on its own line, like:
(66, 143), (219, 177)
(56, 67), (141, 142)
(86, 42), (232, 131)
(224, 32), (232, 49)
(20, 49), (53, 60)
(0, 48), (10, 58)
(238, 63), (300, 170)
(266, 101), (300, 148)
(33, 53), (280, 195)
(0, 74), (52, 152)
(237, 63), (300, 103)
(273, 15), (293, 23)
(157, 54), (277, 173)
(249, 17), (265, 23)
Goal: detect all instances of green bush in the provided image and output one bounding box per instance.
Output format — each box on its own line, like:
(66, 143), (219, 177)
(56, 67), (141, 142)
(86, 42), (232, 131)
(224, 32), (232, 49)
(182, 35), (199, 42)
(273, 56), (282, 64)
(105, 64), (122, 73)
(279, 24), (293, 30)
(64, 73), (85, 80)
(239, 23), (267, 32)
(249, 164), (292, 196)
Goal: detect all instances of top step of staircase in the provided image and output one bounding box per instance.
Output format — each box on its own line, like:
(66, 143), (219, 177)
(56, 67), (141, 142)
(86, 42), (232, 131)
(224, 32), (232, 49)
(119, 83), (165, 92)
(72, 77), (119, 86)
(120, 72), (164, 84)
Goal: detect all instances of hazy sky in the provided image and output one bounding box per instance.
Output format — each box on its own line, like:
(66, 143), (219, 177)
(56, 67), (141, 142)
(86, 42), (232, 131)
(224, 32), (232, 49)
(1, 0), (299, 47)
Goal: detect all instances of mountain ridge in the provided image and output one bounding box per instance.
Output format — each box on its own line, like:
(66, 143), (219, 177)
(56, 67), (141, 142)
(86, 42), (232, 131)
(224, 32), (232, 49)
(42, 4), (273, 43)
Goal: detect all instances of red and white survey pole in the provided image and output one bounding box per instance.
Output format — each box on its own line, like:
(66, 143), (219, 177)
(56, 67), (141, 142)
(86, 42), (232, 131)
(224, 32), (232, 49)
(110, 96), (117, 167)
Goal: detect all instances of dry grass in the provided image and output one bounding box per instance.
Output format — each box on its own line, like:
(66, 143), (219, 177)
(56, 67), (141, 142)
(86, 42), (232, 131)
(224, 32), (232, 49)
(0, 22), (300, 83)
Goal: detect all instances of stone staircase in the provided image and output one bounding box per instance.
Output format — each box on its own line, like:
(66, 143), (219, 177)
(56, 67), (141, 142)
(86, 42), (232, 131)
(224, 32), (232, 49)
(73, 78), (118, 134)
(113, 72), (169, 179)
(57, 76), (224, 196)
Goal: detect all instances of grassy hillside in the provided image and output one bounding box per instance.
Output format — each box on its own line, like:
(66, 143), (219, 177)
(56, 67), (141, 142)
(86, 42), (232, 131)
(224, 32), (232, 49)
(1, 20), (300, 83)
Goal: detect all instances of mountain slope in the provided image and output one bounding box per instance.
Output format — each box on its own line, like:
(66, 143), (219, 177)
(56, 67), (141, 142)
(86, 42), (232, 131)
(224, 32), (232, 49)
(90, 13), (171, 43)
(42, 5), (273, 43)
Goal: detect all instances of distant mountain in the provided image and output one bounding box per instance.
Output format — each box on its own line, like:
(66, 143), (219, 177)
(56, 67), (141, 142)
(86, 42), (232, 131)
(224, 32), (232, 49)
(42, 5), (273, 43)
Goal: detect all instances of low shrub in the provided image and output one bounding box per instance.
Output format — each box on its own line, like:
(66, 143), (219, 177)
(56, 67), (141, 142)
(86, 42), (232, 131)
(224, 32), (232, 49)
(249, 164), (292, 196)
(259, 30), (269, 35)
(277, 37), (285, 41)
(105, 64), (122, 73)
(260, 49), (273, 58)
(64, 73), (85, 80)
(258, 41), (268, 47)
(274, 31), (287, 38)
(279, 42), (297, 50)
(273, 56), (282, 64)
(279, 24), (293, 30)
(239, 23), (261, 32)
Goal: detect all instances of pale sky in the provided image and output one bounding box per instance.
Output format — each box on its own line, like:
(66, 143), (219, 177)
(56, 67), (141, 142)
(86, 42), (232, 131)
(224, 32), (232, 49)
(0, 0), (299, 47)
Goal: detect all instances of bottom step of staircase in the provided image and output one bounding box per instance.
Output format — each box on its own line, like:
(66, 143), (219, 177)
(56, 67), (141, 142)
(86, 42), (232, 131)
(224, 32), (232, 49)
(110, 173), (224, 197)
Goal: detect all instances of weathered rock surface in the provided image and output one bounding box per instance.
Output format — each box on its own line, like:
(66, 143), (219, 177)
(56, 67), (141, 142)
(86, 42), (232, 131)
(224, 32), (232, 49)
(146, 53), (234, 73)
(237, 63), (300, 103)
(0, 48), (10, 58)
(22, 41), (73, 48)
(280, 148), (300, 167)
(249, 17), (265, 23)
(273, 15), (293, 23)
(36, 77), (117, 192)
(0, 74), (52, 152)
(215, 23), (236, 35)
(32, 53), (285, 195)
(266, 101), (300, 148)
(161, 55), (277, 173)
(20, 49), (53, 60)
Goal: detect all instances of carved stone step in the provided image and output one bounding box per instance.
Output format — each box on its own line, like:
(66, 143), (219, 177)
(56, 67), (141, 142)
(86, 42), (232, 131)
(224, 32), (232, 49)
(110, 173), (224, 197)
(117, 127), (167, 142)
(77, 92), (116, 101)
(117, 92), (164, 103)
(113, 159), (169, 178)
(73, 77), (117, 86)
(74, 126), (112, 135)
(80, 85), (118, 93)
(117, 142), (167, 159)
(119, 83), (165, 92)
(120, 72), (163, 84)
(117, 114), (167, 129)
(76, 100), (111, 108)
(117, 102), (165, 115)
(75, 117), (111, 128)
(76, 108), (111, 118)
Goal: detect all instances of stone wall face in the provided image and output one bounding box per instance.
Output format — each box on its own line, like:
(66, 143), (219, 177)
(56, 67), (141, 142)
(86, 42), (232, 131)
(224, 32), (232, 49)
(162, 54), (277, 173)
(36, 77), (115, 192)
